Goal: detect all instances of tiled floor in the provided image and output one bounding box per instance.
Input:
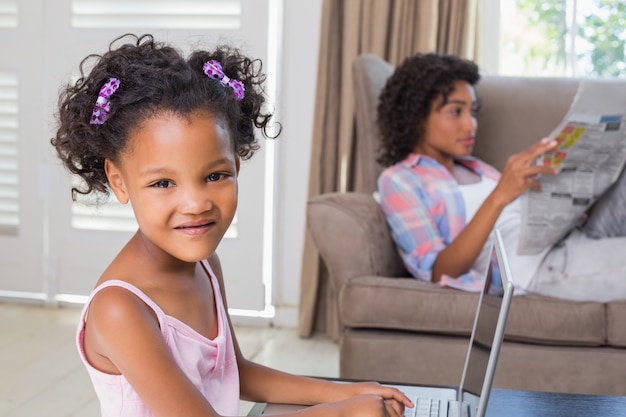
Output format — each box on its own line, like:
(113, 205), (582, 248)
(0, 302), (338, 417)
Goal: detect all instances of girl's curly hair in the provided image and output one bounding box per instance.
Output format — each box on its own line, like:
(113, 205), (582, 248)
(51, 33), (278, 200)
(376, 53), (480, 167)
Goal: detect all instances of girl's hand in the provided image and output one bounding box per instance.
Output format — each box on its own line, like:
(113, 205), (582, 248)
(319, 393), (406, 417)
(493, 137), (558, 206)
(335, 394), (404, 417)
(334, 381), (414, 416)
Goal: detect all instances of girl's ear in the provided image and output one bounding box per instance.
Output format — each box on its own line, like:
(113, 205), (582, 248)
(236, 156), (240, 175)
(104, 159), (130, 204)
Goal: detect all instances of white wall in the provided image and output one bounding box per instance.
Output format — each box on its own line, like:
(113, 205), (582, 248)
(272, 0), (323, 326)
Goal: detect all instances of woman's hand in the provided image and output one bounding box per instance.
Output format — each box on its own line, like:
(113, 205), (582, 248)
(493, 137), (558, 206)
(431, 137), (558, 282)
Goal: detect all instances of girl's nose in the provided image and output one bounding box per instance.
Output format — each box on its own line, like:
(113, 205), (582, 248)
(180, 185), (213, 214)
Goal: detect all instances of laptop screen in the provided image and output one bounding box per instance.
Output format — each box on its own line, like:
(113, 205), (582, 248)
(459, 229), (514, 402)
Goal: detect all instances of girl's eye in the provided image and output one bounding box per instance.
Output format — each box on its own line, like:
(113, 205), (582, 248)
(207, 173), (226, 182)
(152, 180), (174, 189)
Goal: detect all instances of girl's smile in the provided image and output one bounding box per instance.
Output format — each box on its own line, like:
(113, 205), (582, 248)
(174, 219), (217, 236)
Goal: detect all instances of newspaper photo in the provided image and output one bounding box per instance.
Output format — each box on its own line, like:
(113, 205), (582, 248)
(517, 80), (626, 255)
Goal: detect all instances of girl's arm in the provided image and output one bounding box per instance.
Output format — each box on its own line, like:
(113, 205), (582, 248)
(207, 253), (414, 417)
(85, 285), (224, 417)
(431, 138), (557, 281)
(86, 278), (408, 417)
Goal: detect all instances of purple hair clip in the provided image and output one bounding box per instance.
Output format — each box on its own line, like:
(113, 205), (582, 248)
(202, 60), (245, 101)
(90, 77), (120, 125)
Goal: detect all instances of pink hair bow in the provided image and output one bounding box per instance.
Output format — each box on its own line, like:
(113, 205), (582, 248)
(90, 78), (120, 125)
(202, 60), (245, 101)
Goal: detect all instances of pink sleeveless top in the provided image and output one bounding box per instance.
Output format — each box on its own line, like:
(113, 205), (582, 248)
(76, 260), (240, 417)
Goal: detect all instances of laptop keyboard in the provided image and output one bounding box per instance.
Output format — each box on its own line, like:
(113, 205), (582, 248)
(405, 397), (443, 417)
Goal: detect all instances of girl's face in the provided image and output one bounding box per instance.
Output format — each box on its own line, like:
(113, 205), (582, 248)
(414, 80), (478, 168)
(105, 111), (239, 265)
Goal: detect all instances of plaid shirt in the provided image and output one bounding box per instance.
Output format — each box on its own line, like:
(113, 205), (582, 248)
(377, 153), (501, 291)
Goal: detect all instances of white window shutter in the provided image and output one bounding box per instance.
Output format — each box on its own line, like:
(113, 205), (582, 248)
(0, 72), (19, 234)
(0, 0), (18, 28)
(71, 0), (242, 29)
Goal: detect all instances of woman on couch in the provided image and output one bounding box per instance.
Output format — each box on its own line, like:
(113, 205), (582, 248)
(376, 52), (626, 302)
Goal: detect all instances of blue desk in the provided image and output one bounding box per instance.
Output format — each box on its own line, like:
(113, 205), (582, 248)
(248, 388), (626, 416)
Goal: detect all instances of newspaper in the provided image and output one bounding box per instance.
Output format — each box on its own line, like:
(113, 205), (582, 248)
(517, 80), (626, 255)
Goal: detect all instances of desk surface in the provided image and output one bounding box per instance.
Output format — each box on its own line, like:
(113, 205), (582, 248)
(248, 388), (626, 417)
(487, 388), (626, 416)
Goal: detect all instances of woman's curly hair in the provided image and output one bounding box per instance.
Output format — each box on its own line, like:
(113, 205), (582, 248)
(51, 33), (278, 200)
(376, 53), (480, 167)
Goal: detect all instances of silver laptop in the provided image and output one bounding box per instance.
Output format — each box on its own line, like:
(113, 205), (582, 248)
(249, 228), (515, 417)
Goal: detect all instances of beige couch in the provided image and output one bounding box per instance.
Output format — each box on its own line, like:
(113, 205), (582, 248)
(306, 54), (626, 396)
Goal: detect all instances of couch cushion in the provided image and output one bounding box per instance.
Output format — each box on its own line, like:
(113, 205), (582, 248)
(340, 276), (479, 334)
(340, 276), (606, 346)
(607, 301), (626, 347)
(505, 294), (605, 346)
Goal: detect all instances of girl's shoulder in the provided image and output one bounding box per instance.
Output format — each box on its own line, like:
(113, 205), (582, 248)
(86, 279), (163, 332)
(81, 279), (165, 374)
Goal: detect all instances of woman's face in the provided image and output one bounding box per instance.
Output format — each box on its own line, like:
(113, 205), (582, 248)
(414, 80), (479, 168)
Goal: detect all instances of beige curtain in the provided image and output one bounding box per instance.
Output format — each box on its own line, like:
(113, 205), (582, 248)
(299, 0), (481, 339)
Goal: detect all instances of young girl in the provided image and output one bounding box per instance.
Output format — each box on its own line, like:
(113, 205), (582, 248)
(51, 34), (412, 417)
(376, 52), (626, 302)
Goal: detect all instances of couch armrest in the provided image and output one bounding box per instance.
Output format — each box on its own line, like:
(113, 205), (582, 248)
(306, 192), (408, 291)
